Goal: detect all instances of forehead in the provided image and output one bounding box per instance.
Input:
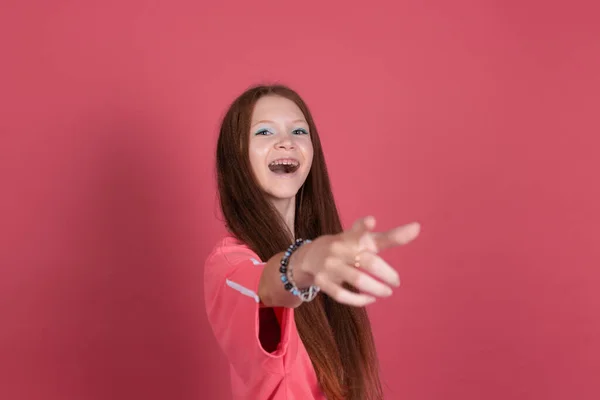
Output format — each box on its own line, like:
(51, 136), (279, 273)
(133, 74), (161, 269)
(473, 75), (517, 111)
(251, 95), (306, 122)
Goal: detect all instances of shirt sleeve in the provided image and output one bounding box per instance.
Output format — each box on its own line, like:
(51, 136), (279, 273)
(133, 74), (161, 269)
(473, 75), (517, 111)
(203, 244), (298, 384)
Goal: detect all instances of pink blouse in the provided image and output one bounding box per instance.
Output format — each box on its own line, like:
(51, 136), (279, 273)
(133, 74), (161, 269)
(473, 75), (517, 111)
(204, 236), (326, 399)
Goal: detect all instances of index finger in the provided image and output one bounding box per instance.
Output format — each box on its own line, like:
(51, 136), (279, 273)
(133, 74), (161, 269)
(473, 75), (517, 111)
(372, 222), (421, 252)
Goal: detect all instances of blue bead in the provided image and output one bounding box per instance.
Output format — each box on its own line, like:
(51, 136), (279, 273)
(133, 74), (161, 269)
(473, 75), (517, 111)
(280, 276), (287, 282)
(292, 289), (299, 295)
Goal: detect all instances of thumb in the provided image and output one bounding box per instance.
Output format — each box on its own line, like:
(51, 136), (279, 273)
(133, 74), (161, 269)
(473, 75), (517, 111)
(347, 216), (377, 250)
(349, 216), (376, 236)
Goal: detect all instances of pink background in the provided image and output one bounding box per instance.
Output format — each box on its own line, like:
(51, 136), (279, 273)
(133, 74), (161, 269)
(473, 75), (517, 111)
(1, 1), (599, 399)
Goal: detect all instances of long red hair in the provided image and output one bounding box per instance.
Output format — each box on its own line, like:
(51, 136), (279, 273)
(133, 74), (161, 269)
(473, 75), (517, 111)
(215, 84), (383, 400)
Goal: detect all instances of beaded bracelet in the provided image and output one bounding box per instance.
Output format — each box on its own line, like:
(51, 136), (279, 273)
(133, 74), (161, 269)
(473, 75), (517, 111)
(280, 238), (320, 302)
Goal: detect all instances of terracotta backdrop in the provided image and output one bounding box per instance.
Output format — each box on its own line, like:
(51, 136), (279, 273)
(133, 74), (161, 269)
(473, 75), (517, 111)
(1, 1), (599, 399)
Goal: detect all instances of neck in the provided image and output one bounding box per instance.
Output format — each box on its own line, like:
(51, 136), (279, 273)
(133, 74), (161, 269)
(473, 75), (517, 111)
(270, 197), (296, 239)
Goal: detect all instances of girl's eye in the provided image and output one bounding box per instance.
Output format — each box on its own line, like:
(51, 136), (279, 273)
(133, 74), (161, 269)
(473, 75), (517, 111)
(293, 128), (309, 135)
(255, 129), (272, 136)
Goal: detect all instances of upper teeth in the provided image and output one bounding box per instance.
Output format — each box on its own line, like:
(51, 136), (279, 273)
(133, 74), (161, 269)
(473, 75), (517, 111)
(270, 160), (299, 166)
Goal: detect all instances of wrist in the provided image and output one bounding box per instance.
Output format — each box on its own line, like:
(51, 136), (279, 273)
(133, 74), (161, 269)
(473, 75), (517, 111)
(279, 238), (319, 303)
(289, 244), (313, 289)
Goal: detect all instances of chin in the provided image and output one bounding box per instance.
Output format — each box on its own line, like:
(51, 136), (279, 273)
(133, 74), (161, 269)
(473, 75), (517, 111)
(259, 167), (310, 202)
(266, 187), (302, 201)
(264, 179), (306, 201)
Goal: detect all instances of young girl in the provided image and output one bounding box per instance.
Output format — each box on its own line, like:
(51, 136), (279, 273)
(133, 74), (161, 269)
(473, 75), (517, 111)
(204, 84), (420, 399)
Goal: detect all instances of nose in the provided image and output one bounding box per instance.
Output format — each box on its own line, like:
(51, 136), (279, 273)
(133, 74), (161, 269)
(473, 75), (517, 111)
(275, 133), (295, 150)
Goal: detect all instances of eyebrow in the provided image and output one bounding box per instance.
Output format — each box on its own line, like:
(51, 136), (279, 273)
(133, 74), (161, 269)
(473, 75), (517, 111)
(251, 119), (308, 128)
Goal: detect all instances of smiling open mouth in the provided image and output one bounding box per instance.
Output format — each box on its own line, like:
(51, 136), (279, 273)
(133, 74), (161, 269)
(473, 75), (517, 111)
(268, 159), (300, 174)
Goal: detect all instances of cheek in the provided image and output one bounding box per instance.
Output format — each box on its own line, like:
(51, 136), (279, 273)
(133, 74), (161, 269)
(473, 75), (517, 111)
(301, 143), (314, 167)
(248, 151), (262, 177)
(248, 143), (270, 175)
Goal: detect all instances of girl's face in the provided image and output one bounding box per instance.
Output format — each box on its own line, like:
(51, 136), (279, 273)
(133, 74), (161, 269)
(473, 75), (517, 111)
(248, 95), (314, 202)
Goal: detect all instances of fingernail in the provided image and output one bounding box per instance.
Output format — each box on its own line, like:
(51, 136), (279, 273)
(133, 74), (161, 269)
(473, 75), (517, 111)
(408, 222), (421, 235)
(365, 216), (376, 229)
